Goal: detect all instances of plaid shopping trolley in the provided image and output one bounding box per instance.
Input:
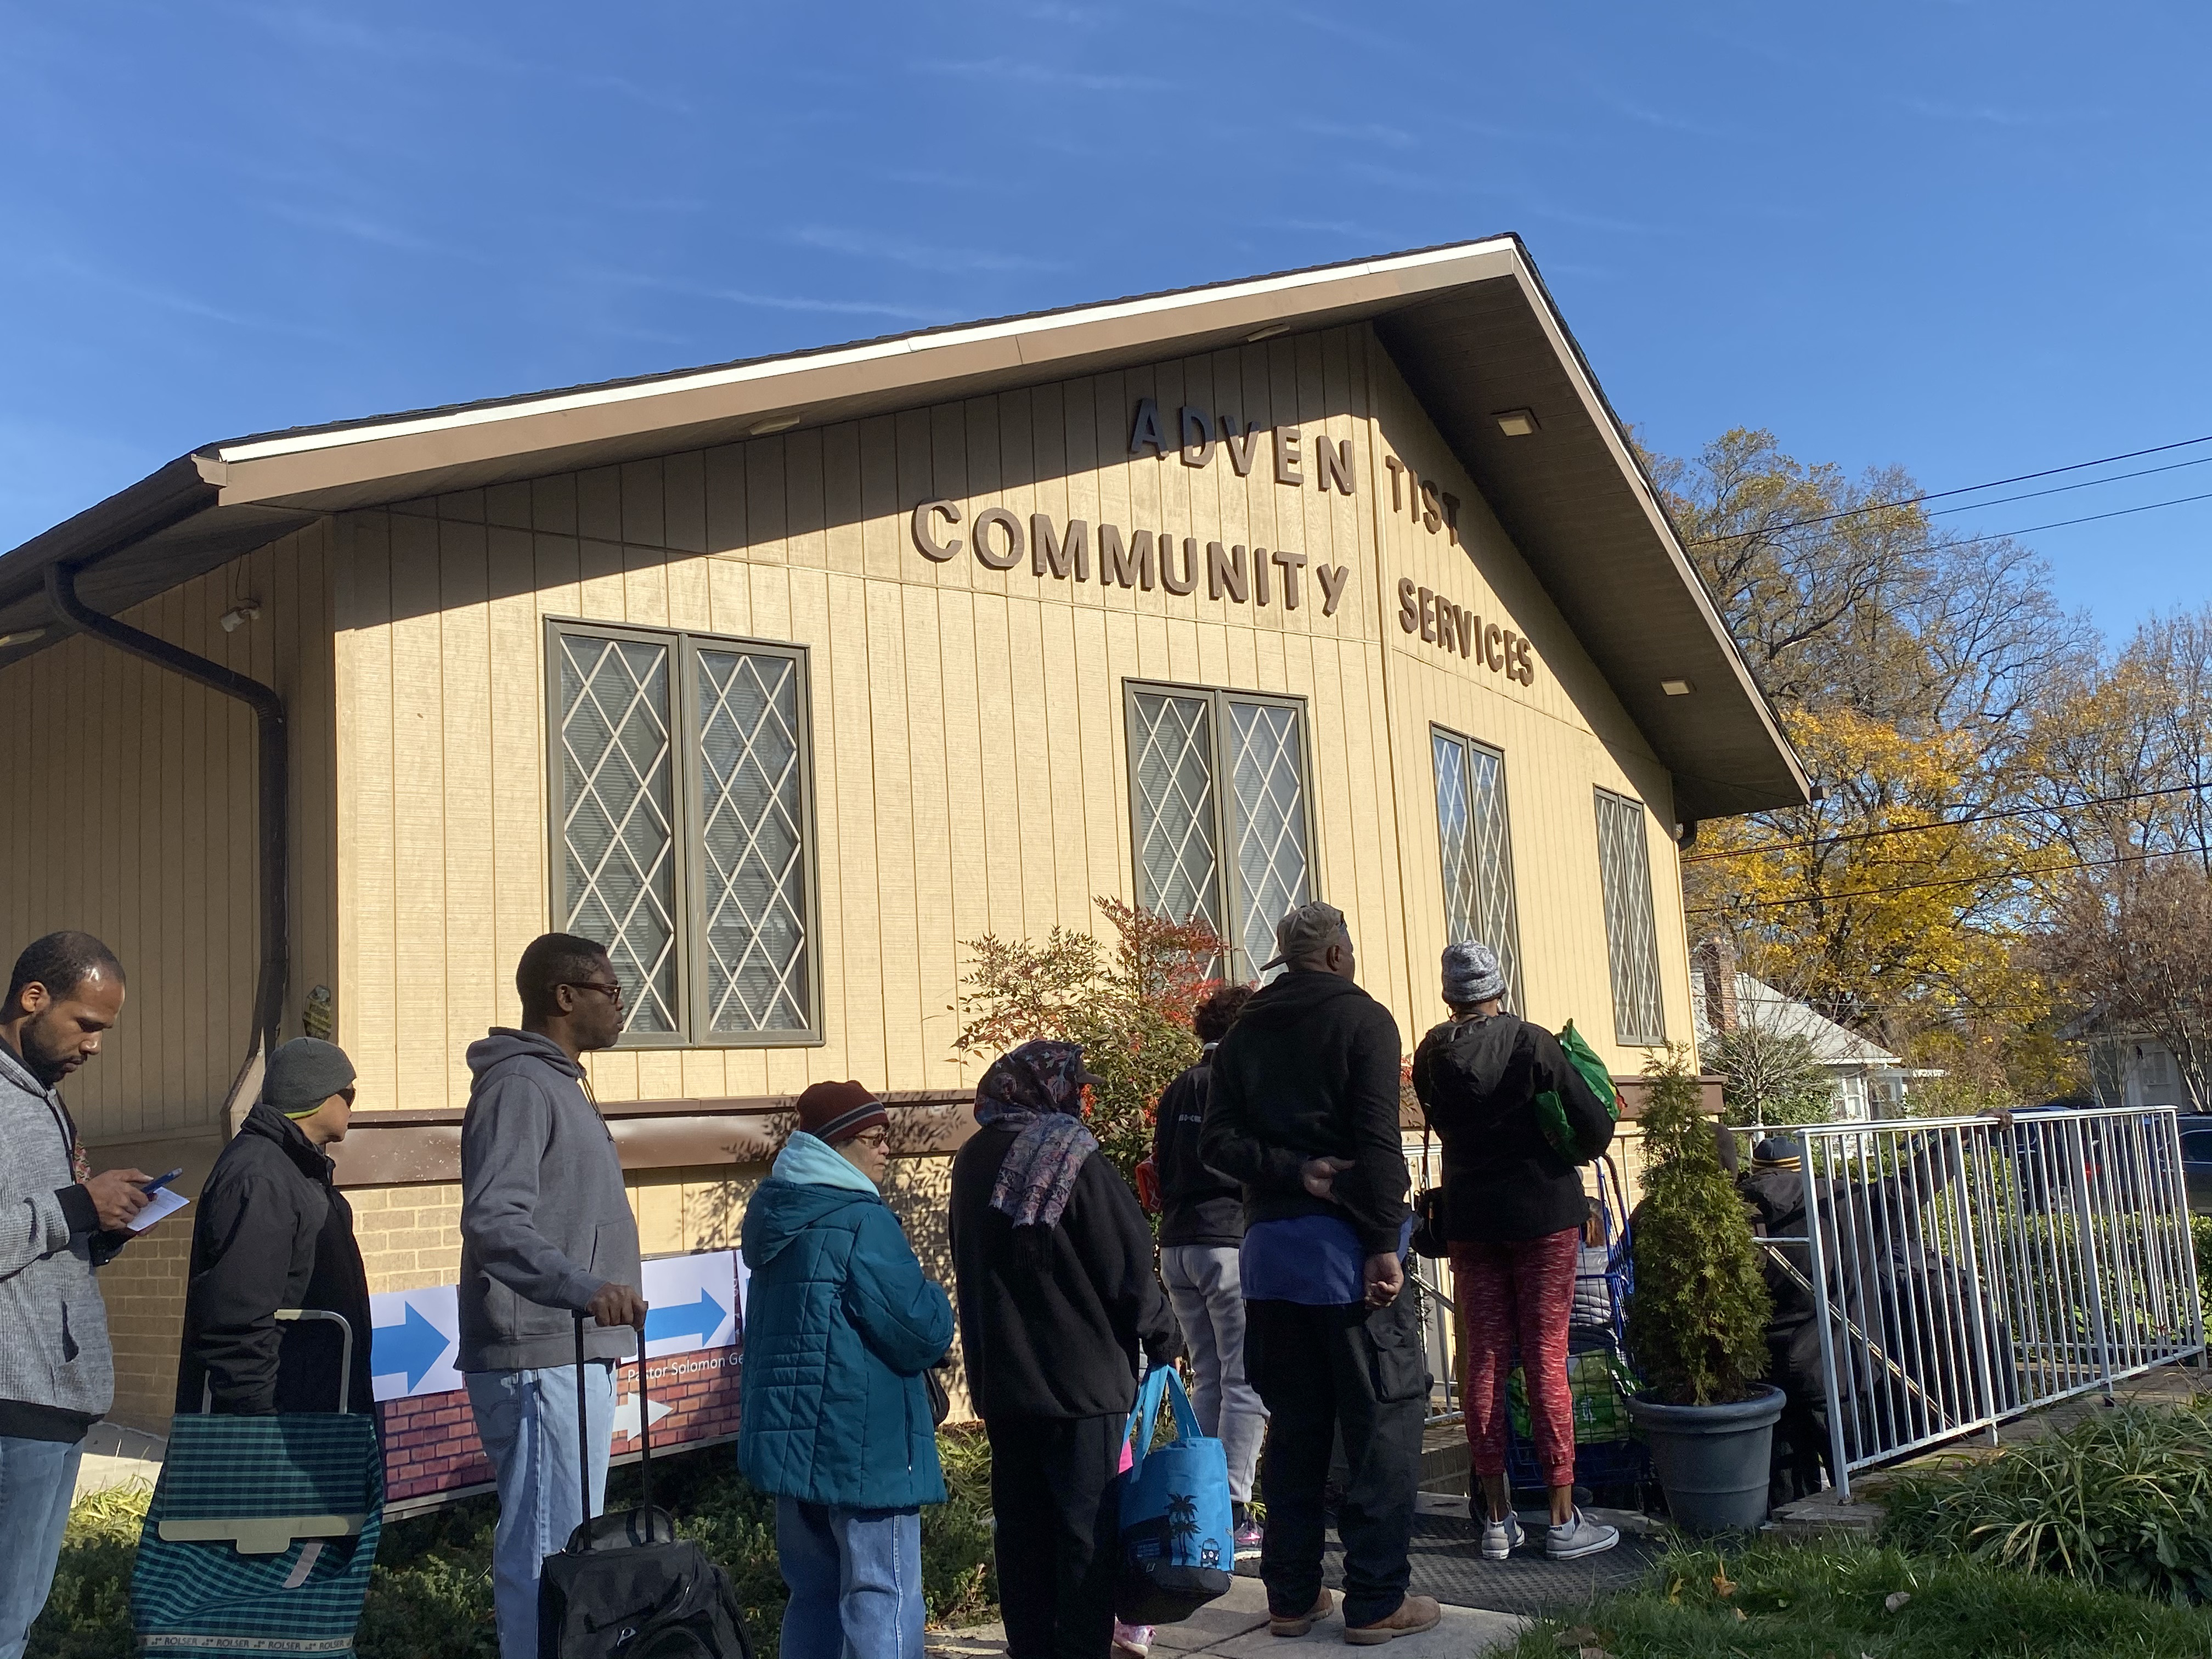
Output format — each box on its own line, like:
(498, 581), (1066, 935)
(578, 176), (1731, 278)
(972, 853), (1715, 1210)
(132, 1309), (383, 1657)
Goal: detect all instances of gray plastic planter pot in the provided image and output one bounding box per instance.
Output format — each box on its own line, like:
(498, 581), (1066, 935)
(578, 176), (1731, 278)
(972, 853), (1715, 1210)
(1627, 1385), (1786, 1533)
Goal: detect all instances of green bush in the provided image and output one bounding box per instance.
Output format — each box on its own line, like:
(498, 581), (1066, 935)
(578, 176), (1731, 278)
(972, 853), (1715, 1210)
(2194, 1214), (2212, 1331)
(1506, 1536), (2212, 1658)
(32, 1432), (1000, 1659)
(1882, 1400), (2212, 1603)
(1624, 1045), (1773, 1406)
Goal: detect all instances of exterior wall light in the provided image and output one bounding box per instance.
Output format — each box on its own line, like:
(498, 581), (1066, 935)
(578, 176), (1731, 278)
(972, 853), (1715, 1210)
(1493, 409), (1539, 437)
(220, 601), (262, 633)
(1245, 322), (1291, 343)
(748, 414), (804, 436)
(0, 628), (46, 650)
(1661, 678), (1694, 696)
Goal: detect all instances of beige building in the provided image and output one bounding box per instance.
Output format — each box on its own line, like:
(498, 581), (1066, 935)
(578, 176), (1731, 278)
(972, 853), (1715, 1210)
(0, 237), (1803, 1433)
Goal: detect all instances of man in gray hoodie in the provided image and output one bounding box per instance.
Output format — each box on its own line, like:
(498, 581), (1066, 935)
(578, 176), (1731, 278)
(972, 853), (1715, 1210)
(0, 932), (155, 1659)
(460, 933), (646, 1659)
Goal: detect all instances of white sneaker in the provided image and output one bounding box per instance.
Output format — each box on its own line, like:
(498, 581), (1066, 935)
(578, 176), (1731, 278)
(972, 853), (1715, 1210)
(1479, 1511), (1524, 1560)
(1546, 1507), (1620, 1561)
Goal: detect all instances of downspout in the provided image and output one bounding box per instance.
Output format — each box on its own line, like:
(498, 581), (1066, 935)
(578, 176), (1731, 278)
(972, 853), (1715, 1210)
(44, 563), (288, 1077)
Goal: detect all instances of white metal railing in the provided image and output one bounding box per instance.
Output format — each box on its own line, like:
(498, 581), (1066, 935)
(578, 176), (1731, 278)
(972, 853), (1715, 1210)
(1767, 1106), (2205, 1499)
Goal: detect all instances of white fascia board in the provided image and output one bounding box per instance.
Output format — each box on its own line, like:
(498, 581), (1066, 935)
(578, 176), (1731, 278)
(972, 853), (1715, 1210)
(216, 239), (1518, 467)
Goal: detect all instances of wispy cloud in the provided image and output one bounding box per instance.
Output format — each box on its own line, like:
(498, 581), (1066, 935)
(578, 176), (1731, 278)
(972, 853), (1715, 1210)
(9, 248), (341, 342)
(1338, 160), (1468, 195)
(231, 5), (695, 116)
(588, 269), (960, 325)
(915, 55), (1176, 93)
(1893, 95), (2108, 128)
(1251, 217), (1395, 242)
(259, 202), (486, 261)
(1280, 8), (1398, 53)
(1586, 88), (1736, 141)
(786, 224), (1064, 275)
(1297, 119), (1417, 150)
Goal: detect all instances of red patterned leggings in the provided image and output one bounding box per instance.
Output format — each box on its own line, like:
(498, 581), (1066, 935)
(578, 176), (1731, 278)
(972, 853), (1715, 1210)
(1452, 1228), (1582, 1489)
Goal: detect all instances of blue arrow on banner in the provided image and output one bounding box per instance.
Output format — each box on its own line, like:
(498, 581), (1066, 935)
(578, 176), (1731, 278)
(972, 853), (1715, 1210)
(645, 1288), (728, 1348)
(373, 1302), (453, 1393)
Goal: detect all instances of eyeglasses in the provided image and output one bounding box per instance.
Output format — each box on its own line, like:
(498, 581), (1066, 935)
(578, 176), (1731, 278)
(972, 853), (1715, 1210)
(339, 1086), (357, 1106)
(566, 980), (625, 1005)
(850, 1128), (891, 1150)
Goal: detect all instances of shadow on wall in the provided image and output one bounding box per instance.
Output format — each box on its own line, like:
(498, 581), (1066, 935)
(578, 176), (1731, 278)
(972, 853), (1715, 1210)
(681, 1142), (974, 1423)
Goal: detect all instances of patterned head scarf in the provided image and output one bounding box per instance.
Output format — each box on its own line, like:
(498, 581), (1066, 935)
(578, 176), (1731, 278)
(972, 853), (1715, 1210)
(974, 1040), (1103, 1238)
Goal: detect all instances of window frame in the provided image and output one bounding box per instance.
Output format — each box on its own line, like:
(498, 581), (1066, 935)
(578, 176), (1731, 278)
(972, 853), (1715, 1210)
(544, 617), (825, 1049)
(1593, 785), (1668, 1047)
(1429, 724), (1525, 1014)
(1122, 679), (1320, 982)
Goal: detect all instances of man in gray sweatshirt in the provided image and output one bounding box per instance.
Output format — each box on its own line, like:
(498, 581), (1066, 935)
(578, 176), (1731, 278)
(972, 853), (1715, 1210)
(0, 932), (156, 1659)
(460, 933), (646, 1659)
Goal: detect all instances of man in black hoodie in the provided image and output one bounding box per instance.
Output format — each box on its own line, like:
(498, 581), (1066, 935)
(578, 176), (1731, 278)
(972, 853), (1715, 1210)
(1201, 902), (1438, 1645)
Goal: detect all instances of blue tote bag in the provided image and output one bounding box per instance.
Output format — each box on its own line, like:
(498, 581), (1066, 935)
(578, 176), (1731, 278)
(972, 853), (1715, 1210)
(1115, 1365), (1234, 1624)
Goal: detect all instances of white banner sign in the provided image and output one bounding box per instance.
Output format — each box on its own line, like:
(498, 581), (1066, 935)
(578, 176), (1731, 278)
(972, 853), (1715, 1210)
(370, 1249), (744, 1403)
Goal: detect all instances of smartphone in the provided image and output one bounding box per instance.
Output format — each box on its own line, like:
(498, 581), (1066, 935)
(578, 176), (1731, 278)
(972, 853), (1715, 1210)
(141, 1168), (185, 1194)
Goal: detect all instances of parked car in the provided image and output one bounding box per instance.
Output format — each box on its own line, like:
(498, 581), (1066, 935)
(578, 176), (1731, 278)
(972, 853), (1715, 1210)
(2178, 1120), (2212, 1216)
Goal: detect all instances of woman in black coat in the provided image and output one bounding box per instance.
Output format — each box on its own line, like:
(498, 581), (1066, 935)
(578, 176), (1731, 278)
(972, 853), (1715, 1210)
(949, 1041), (1178, 1659)
(1410, 943), (1616, 1565)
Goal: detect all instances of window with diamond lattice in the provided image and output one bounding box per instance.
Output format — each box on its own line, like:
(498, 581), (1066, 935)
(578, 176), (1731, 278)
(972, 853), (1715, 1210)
(1431, 729), (1523, 1013)
(550, 622), (819, 1046)
(1594, 787), (1666, 1046)
(1126, 682), (1313, 978)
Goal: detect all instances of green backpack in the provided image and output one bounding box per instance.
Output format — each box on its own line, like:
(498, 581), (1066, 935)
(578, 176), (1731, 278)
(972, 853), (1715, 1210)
(1533, 1019), (1618, 1165)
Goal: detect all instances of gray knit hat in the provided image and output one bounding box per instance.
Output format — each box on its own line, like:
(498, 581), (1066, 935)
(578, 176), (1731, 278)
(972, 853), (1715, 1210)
(1441, 940), (1507, 1007)
(264, 1037), (357, 1119)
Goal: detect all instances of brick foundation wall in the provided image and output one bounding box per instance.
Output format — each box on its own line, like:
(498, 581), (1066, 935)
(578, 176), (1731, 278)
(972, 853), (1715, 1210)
(99, 1232), (192, 1432)
(380, 1345), (744, 1508)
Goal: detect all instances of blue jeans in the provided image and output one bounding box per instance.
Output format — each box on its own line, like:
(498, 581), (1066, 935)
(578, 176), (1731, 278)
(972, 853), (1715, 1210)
(0, 1436), (83, 1659)
(466, 1363), (614, 1659)
(775, 1496), (924, 1659)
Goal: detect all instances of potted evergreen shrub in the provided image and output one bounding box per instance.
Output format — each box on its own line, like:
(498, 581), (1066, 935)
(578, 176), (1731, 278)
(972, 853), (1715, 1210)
(1624, 1047), (1785, 1532)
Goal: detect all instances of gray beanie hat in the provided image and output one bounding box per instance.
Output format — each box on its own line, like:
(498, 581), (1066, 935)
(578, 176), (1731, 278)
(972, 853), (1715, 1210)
(1441, 940), (1507, 1007)
(264, 1037), (357, 1119)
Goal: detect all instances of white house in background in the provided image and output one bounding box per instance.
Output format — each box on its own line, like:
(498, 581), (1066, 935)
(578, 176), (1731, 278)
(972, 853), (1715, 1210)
(1693, 944), (1933, 1120)
(2083, 1034), (2196, 1109)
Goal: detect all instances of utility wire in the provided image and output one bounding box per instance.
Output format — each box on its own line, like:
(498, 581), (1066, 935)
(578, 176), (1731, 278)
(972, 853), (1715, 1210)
(1684, 840), (2212, 916)
(1683, 781), (2212, 864)
(1684, 432), (2212, 544)
(1923, 452), (2212, 519)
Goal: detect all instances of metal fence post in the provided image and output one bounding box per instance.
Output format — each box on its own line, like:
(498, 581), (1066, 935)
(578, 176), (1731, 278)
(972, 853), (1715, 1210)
(2065, 1115), (2118, 1400)
(1799, 1134), (1852, 1503)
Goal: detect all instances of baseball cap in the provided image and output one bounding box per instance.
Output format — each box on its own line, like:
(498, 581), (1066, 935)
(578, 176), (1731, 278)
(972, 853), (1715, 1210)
(1258, 900), (1349, 971)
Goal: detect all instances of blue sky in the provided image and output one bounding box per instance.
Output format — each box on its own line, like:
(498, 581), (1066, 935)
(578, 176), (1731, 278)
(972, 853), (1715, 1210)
(5, 1), (2208, 639)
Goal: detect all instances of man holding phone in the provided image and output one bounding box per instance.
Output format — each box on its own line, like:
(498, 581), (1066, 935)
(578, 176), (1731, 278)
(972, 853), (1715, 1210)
(0, 931), (146, 1659)
(176, 1037), (373, 1418)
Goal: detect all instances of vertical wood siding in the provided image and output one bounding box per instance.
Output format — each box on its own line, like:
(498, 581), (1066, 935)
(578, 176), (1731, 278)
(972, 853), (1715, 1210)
(330, 321), (1696, 1112)
(0, 524), (338, 1145)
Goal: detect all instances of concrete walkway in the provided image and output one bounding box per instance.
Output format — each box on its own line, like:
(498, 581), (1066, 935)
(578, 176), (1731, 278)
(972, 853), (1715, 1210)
(926, 1577), (1528, 1657)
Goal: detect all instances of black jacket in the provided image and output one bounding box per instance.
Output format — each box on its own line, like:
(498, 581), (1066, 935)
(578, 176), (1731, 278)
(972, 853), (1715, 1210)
(1200, 970), (1409, 1255)
(176, 1103), (375, 1416)
(949, 1128), (1177, 1419)
(1152, 1051), (1243, 1247)
(1411, 1013), (1614, 1243)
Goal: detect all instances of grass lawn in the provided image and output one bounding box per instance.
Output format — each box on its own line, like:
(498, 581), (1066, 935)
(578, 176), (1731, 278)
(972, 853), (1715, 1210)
(1504, 1537), (2212, 1658)
(31, 1427), (997, 1659)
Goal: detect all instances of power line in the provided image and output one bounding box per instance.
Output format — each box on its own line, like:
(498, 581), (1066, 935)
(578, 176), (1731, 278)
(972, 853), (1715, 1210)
(1924, 452), (2212, 519)
(1684, 432), (2212, 544)
(1683, 840), (2212, 916)
(1683, 782), (2212, 865)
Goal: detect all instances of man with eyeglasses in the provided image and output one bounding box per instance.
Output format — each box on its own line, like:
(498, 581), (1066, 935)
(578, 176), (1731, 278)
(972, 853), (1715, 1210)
(460, 933), (647, 1659)
(177, 1036), (376, 1418)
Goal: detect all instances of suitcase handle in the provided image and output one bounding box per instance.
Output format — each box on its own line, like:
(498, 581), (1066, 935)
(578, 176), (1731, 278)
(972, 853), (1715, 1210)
(198, 1308), (354, 1415)
(574, 1309), (653, 1554)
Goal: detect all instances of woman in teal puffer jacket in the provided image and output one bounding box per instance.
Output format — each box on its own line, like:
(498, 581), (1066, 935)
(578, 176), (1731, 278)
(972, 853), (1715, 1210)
(738, 1081), (955, 1659)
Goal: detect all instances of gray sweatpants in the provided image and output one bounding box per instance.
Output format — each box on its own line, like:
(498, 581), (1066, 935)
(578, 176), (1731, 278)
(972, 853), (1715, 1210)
(1159, 1243), (1268, 1502)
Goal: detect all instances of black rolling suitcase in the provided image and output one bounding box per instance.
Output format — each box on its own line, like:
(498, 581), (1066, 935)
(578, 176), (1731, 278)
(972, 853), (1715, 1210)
(538, 1314), (753, 1658)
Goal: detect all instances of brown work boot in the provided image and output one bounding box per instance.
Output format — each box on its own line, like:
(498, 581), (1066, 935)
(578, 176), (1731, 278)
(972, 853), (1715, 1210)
(1269, 1588), (1333, 1637)
(1342, 1593), (1442, 1645)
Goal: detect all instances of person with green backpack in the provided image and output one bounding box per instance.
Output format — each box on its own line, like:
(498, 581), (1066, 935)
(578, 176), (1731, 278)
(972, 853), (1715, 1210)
(1409, 941), (1619, 1564)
